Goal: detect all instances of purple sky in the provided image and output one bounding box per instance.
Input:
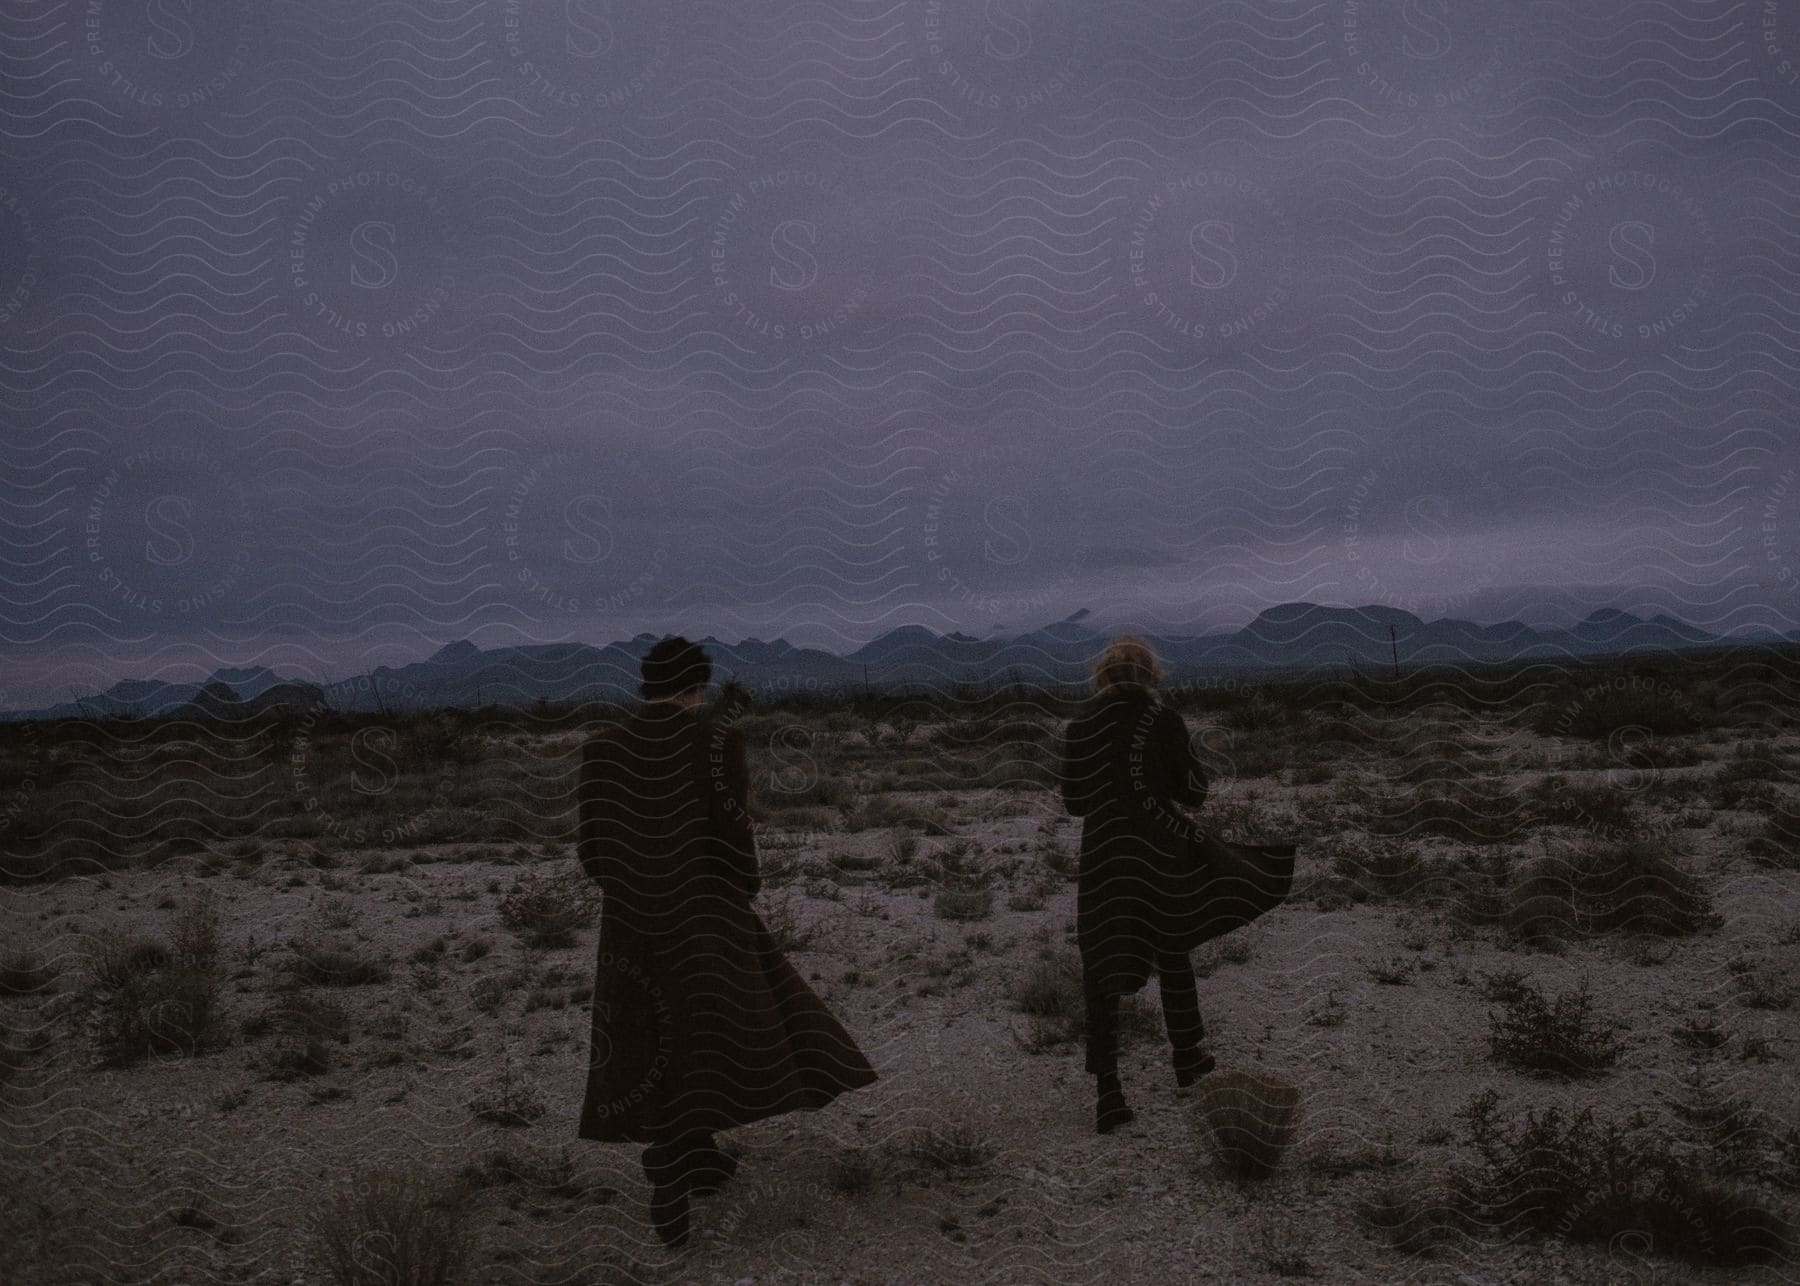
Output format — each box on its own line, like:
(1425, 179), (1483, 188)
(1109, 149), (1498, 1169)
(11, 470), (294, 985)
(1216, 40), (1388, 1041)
(2, 0), (1798, 704)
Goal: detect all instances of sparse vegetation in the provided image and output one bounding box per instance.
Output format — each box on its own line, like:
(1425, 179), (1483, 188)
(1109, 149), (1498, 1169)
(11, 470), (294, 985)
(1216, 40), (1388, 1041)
(497, 868), (597, 949)
(309, 1167), (473, 1286)
(1450, 1090), (1790, 1265)
(0, 654), (1793, 1281)
(907, 1122), (995, 1174)
(1487, 979), (1624, 1078)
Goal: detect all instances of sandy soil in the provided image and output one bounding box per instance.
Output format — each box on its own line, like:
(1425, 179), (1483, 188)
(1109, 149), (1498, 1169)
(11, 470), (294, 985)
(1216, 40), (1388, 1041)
(1, 726), (1797, 1285)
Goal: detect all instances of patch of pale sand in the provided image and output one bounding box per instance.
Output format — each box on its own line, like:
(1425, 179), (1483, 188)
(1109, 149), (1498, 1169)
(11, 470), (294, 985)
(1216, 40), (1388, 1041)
(2, 793), (1797, 1285)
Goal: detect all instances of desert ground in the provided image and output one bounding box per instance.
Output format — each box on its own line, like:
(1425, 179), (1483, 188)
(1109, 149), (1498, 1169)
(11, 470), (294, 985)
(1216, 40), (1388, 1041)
(1, 659), (1797, 1284)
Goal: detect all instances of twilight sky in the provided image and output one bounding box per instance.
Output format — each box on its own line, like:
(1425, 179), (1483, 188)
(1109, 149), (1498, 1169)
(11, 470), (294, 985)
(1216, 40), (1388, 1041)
(2, 0), (1799, 704)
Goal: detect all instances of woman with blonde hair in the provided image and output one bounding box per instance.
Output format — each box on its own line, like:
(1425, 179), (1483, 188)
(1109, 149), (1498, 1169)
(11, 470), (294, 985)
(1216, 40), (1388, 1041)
(1057, 635), (1212, 1132)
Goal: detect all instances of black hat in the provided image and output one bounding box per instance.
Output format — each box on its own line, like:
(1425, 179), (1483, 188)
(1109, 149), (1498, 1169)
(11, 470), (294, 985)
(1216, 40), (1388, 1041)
(639, 635), (712, 700)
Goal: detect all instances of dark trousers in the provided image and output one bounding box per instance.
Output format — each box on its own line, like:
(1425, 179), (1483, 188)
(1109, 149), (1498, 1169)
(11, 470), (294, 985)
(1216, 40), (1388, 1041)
(1085, 951), (1205, 1076)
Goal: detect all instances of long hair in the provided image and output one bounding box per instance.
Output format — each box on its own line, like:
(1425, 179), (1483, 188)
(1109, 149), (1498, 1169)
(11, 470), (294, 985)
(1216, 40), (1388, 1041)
(1091, 635), (1163, 693)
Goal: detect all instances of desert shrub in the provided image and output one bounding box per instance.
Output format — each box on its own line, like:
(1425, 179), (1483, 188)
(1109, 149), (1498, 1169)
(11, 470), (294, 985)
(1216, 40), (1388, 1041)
(1449, 849), (1513, 927)
(1358, 1178), (1462, 1256)
(1502, 858), (1579, 947)
(762, 892), (815, 952)
(1189, 1070), (1300, 1180)
(247, 989), (352, 1079)
(1488, 979), (1624, 1078)
(457, 1147), (579, 1196)
(1038, 843), (1076, 879)
(309, 1167), (473, 1286)
(1749, 800), (1800, 868)
(95, 965), (222, 1065)
(1451, 1090), (1789, 1265)
(0, 946), (58, 996)
(497, 869), (597, 949)
(0, 1015), (29, 1086)
(1011, 953), (1084, 1025)
(1533, 680), (1704, 740)
(1565, 837), (1716, 935)
(468, 1062), (546, 1128)
(906, 1122), (995, 1173)
(1728, 951), (1798, 1011)
(934, 887), (993, 922)
(1505, 839), (1715, 943)
(1329, 835), (1429, 902)
(1709, 741), (1786, 810)
(86, 930), (172, 991)
(169, 888), (222, 970)
(1221, 693), (1286, 734)
(1008, 952), (1157, 1052)
(1528, 775), (1639, 836)
(285, 940), (392, 988)
(1360, 777), (1526, 846)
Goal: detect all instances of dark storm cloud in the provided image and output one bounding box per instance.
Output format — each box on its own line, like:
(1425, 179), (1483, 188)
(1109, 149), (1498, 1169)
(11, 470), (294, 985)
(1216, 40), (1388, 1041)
(1, 0), (1797, 703)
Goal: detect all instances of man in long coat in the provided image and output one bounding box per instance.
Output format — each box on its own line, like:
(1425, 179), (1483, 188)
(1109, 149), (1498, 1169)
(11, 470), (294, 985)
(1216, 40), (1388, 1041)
(576, 636), (877, 1245)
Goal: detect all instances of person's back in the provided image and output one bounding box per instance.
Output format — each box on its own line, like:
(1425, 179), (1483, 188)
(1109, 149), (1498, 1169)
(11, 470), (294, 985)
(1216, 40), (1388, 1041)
(1058, 637), (1212, 1134)
(579, 702), (755, 943)
(1061, 684), (1198, 839)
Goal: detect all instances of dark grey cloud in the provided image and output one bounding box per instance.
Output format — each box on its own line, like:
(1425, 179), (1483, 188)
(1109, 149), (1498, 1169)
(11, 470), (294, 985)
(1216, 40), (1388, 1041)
(1, 0), (1797, 704)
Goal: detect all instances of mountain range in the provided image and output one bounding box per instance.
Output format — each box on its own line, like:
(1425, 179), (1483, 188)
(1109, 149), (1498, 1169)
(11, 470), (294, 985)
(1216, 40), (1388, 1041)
(4, 603), (1785, 723)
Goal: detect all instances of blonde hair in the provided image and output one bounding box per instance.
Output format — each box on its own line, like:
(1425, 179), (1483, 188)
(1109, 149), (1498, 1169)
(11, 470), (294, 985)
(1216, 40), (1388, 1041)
(1092, 635), (1163, 692)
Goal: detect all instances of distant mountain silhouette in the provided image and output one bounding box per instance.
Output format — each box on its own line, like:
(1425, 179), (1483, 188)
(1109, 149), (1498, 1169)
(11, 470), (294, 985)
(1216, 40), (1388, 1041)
(2, 603), (1782, 721)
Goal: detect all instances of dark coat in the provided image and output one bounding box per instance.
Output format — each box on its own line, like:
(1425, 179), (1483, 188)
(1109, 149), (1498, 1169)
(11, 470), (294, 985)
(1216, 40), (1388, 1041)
(575, 703), (877, 1143)
(1059, 685), (1210, 997)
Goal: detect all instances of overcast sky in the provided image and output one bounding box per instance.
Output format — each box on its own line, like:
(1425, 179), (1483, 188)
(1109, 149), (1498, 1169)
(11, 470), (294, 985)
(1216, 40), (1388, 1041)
(2, 0), (1798, 703)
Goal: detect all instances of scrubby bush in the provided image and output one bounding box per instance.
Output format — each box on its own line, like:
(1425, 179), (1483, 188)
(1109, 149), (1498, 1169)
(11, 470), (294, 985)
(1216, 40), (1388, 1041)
(85, 918), (223, 1066)
(1532, 679), (1705, 740)
(1709, 741), (1786, 811)
(1527, 775), (1639, 836)
(1749, 800), (1800, 869)
(170, 888), (222, 969)
(309, 1167), (473, 1286)
(1450, 1090), (1789, 1265)
(246, 989), (352, 1080)
(1008, 951), (1157, 1052)
(1359, 777), (1527, 846)
(284, 940), (392, 987)
(906, 1122), (995, 1173)
(1328, 835), (1429, 903)
(1566, 837), (1716, 935)
(1189, 1070), (1301, 1180)
(497, 868), (597, 949)
(1487, 979), (1624, 1078)
(1502, 857), (1579, 948)
(1505, 838), (1715, 943)
(933, 887), (993, 921)
(761, 892), (815, 953)
(95, 965), (222, 1065)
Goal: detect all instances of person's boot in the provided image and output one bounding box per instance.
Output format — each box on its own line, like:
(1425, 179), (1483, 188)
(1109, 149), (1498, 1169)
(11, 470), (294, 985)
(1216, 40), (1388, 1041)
(1173, 1046), (1216, 1090)
(1094, 1072), (1135, 1134)
(641, 1141), (693, 1248)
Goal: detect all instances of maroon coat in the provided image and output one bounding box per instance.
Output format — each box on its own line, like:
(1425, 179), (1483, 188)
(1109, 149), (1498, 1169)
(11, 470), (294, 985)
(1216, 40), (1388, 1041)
(575, 702), (876, 1143)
